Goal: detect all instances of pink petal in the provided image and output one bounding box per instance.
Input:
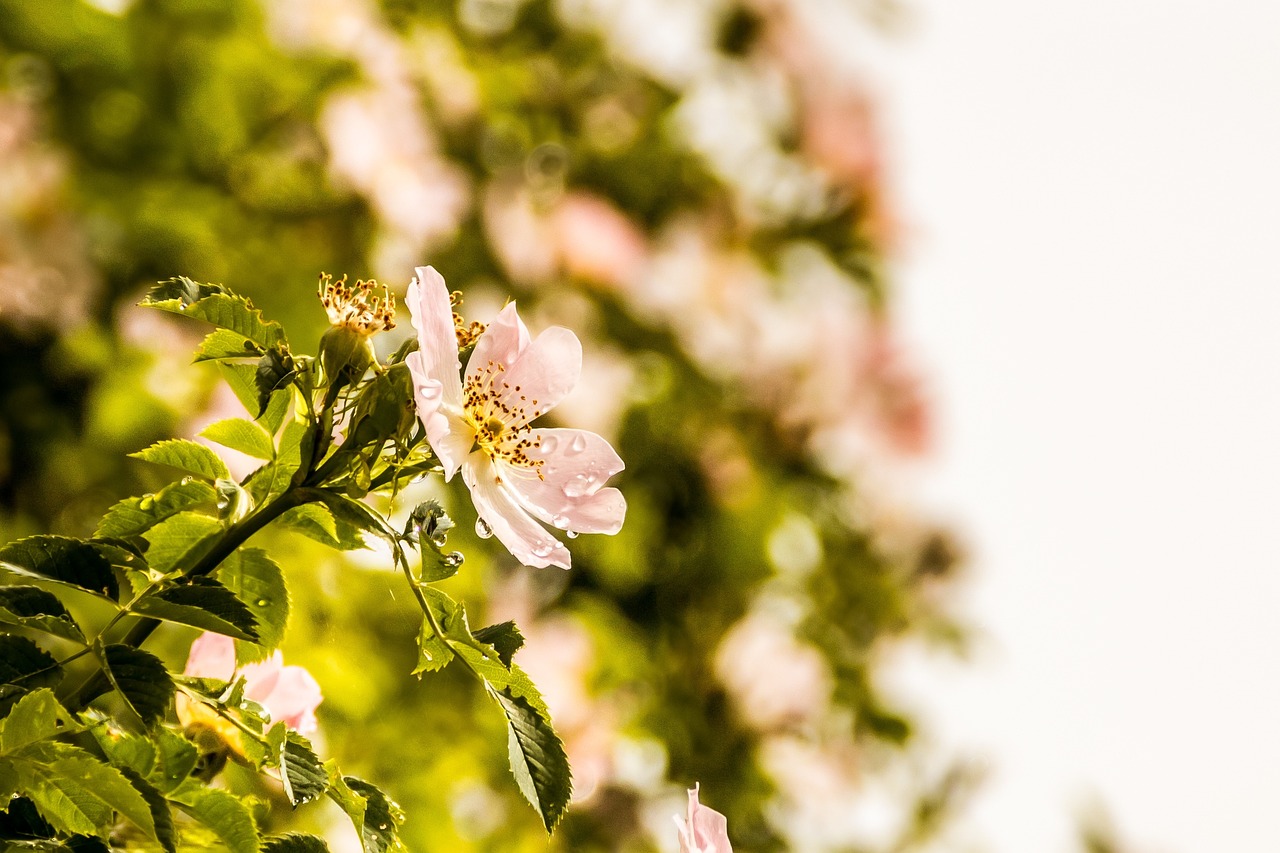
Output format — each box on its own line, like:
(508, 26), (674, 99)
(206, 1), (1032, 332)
(260, 665), (323, 735)
(184, 632), (237, 680)
(241, 652), (284, 703)
(406, 359), (471, 480)
(406, 266), (462, 406)
(467, 302), (530, 386)
(503, 428), (626, 534)
(490, 326), (582, 428)
(680, 785), (732, 853)
(464, 456), (572, 569)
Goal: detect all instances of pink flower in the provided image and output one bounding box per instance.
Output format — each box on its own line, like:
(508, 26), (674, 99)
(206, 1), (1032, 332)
(675, 784), (733, 853)
(405, 266), (626, 569)
(182, 633), (322, 736)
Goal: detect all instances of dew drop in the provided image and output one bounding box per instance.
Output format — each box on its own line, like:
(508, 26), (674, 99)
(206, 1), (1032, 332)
(431, 532), (448, 548)
(138, 495), (155, 510)
(551, 514), (570, 530)
(216, 494), (230, 510)
(443, 551), (464, 568)
(475, 517), (493, 539)
(561, 475), (592, 498)
(256, 599), (269, 607)
(531, 543), (554, 558)
(566, 530), (579, 539)
(569, 433), (587, 454)
(180, 476), (193, 485)
(540, 434), (559, 454)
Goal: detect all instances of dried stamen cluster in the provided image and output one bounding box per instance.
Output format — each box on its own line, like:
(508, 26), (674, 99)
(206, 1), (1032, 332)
(318, 273), (396, 335)
(449, 290), (486, 348)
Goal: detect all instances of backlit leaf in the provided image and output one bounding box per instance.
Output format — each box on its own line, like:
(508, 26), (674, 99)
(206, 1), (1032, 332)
(0, 536), (119, 601)
(129, 439), (230, 482)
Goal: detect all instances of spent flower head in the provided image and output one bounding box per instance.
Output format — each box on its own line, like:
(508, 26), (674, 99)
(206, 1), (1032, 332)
(318, 273), (396, 335)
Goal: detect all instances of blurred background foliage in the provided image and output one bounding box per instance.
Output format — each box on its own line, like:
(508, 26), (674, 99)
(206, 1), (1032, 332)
(0, 0), (974, 850)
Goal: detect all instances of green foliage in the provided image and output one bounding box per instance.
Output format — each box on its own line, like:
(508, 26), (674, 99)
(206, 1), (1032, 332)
(0, 586), (86, 644)
(100, 644), (175, 727)
(96, 481), (220, 540)
(130, 440), (231, 483)
(200, 418), (276, 461)
(0, 537), (120, 601)
(132, 576), (260, 642)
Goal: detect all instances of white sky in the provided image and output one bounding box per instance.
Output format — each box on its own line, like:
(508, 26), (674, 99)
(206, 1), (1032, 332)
(880, 1), (1280, 851)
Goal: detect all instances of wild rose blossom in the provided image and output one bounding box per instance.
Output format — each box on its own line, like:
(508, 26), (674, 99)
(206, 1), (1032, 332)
(675, 784), (733, 853)
(180, 632), (322, 736)
(405, 265), (626, 568)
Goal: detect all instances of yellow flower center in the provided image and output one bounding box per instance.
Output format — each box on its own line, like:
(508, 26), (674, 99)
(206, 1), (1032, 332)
(462, 360), (545, 479)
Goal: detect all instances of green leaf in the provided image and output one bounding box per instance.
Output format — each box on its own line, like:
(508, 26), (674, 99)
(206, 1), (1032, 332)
(143, 278), (286, 350)
(316, 494), (398, 555)
(263, 834), (331, 853)
(118, 768), (177, 853)
(256, 346), (298, 420)
(343, 777), (404, 853)
(0, 758), (17, 801)
(132, 577), (260, 642)
(149, 729), (199, 794)
(278, 504), (366, 551)
(217, 548), (288, 664)
(279, 732), (327, 807)
(472, 621), (525, 668)
(448, 624), (572, 832)
(195, 327), (264, 362)
(0, 689), (81, 753)
(129, 439), (230, 481)
(0, 536), (119, 601)
(494, 687), (573, 832)
(14, 745), (156, 840)
(412, 588), (463, 676)
(0, 635), (63, 713)
(95, 480), (219, 539)
(170, 782), (260, 853)
(101, 645), (174, 727)
(200, 418), (275, 461)
(325, 764), (367, 843)
(89, 725), (155, 779)
(218, 361), (265, 416)
(142, 511), (224, 575)
(259, 384), (293, 435)
(0, 586), (86, 643)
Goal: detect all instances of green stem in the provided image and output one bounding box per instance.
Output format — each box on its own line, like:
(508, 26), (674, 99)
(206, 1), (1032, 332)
(66, 487), (316, 712)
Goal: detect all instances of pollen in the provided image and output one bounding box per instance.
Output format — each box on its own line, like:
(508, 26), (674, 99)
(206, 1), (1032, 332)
(318, 273), (396, 335)
(462, 359), (544, 477)
(449, 289), (486, 348)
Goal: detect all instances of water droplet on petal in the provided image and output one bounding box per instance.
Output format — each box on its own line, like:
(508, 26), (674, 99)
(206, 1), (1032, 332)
(475, 517), (493, 539)
(569, 433), (587, 454)
(531, 543), (554, 559)
(551, 514), (570, 529)
(540, 434), (559, 454)
(566, 530), (579, 539)
(562, 475), (591, 498)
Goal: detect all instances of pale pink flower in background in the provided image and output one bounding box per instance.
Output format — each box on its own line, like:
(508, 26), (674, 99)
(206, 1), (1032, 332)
(552, 191), (649, 290)
(182, 632), (323, 735)
(715, 605), (832, 731)
(675, 784), (733, 853)
(405, 265), (626, 568)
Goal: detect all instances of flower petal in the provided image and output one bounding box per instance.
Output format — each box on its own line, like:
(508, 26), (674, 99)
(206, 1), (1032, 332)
(492, 326), (582, 428)
(406, 265), (462, 406)
(183, 632), (237, 680)
(467, 302), (529, 386)
(503, 428), (626, 534)
(260, 665), (323, 735)
(465, 457), (572, 569)
(406, 358), (472, 480)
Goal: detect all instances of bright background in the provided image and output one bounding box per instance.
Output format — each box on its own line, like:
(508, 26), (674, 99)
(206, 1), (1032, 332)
(883, 1), (1280, 850)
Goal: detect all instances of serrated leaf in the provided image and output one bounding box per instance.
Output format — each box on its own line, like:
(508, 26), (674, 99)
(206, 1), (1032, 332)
(200, 418), (275, 461)
(0, 689), (81, 753)
(344, 777), (404, 853)
(326, 764), (367, 843)
(90, 727), (155, 779)
(494, 687), (573, 832)
(0, 758), (18, 801)
(195, 328), (264, 362)
(264, 834), (331, 853)
(170, 782), (260, 853)
(256, 347), (298, 420)
(15, 747), (157, 839)
(143, 279), (285, 350)
(412, 589), (462, 676)
(279, 732), (327, 807)
(0, 635), (63, 713)
(142, 511), (224, 575)
(259, 385), (292, 435)
(472, 621), (525, 668)
(149, 729), (198, 794)
(118, 768), (176, 853)
(0, 536), (119, 601)
(95, 480), (219, 539)
(217, 548), (288, 664)
(317, 494), (397, 554)
(101, 645), (174, 727)
(278, 503), (366, 551)
(132, 577), (260, 642)
(130, 439), (230, 481)
(0, 586), (86, 643)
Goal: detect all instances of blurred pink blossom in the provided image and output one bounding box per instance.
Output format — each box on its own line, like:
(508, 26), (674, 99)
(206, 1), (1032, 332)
(406, 265), (626, 568)
(675, 784), (733, 853)
(552, 192), (649, 290)
(716, 605), (832, 730)
(182, 632), (322, 735)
